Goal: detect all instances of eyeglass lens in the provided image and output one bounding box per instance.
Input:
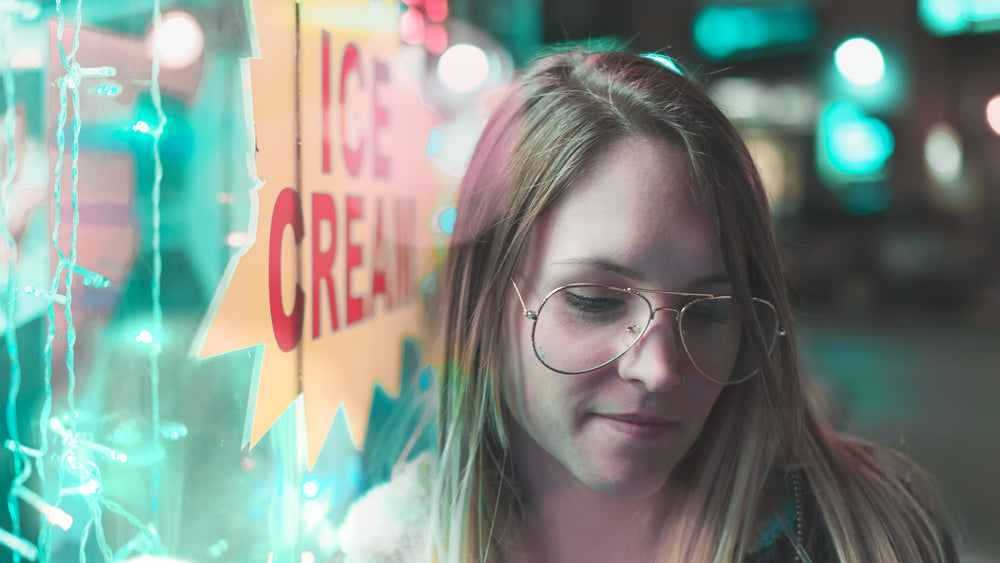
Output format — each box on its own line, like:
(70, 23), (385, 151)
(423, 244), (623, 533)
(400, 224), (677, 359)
(531, 285), (778, 382)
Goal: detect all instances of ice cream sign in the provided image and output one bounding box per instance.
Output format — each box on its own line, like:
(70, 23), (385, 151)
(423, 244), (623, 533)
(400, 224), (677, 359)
(195, 0), (438, 467)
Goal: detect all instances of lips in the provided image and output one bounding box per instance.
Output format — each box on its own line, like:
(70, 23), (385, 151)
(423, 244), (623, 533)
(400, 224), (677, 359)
(599, 413), (676, 424)
(594, 413), (678, 439)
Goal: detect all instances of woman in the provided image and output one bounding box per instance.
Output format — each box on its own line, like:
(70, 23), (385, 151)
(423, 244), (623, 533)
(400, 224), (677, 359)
(429, 50), (954, 563)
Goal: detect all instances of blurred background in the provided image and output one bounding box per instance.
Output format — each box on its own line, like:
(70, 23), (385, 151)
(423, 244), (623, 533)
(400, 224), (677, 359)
(1, 0), (998, 561)
(461, 1), (1000, 559)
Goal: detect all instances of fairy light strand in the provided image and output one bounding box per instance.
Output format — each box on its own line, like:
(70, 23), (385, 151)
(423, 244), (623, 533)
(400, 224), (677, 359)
(34, 2), (75, 560)
(63, 0), (84, 423)
(1, 4), (27, 561)
(148, 0), (166, 523)
(0, 2), (185, 561)
(4, 2), (221, 561)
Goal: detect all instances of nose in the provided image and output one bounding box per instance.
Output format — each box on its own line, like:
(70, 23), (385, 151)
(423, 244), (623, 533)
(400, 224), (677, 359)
(616, 307), (687, 392)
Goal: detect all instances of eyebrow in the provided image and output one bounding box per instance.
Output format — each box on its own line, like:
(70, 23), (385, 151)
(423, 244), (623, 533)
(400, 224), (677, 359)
(552, 257), (730, 288)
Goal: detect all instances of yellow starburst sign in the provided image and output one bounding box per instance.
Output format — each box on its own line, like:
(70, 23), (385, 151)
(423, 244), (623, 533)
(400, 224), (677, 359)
(195, 0), (439, 468)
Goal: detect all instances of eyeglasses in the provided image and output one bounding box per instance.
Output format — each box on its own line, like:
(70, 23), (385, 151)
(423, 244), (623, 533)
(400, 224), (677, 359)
(511, 281), (782, 384)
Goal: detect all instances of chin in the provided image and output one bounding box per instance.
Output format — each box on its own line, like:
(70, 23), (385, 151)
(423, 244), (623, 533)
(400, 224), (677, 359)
(581, 463), (675, 500)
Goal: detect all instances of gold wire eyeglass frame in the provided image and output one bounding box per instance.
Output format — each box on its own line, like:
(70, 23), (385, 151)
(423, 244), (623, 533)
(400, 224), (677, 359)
(510, 280), (784, 385)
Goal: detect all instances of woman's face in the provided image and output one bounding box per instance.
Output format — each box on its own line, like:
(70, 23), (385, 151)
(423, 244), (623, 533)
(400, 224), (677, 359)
(504, 137), (728, 500)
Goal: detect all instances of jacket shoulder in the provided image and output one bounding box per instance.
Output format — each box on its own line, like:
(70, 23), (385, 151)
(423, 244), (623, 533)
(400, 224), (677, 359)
(337, 452), (435, 563)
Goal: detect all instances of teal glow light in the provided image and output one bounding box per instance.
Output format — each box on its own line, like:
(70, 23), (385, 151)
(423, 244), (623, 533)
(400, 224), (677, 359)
(301, 477), (322, 499)
(821, 101), (894, 175)
(919, 0), (972, 35)
(136, 329), (154, 344)
(835, 38), (885, 86)
(692, 4), (817, 61)
(438, 206), (456, 234)
(419, 365), (434, 391)
(919, 0), (1000, 35)
(425, 128), (444, 157)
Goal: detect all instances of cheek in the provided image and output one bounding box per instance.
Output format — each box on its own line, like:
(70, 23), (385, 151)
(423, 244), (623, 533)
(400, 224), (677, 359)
(502, 308), (535, 424)
(502, 312), (579, 435)
(687, 377), (726, 428)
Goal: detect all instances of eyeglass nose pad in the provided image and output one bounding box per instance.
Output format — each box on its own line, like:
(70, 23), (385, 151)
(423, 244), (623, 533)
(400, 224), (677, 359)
(642, 306), (688, 355)
(650, 306), (681, 325)
(618, 305), (687, 390)
(629, 306), (679, 343)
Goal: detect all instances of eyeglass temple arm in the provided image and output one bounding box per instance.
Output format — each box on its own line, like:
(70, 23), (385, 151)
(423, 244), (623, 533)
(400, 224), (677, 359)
(509, 279), (538, 320)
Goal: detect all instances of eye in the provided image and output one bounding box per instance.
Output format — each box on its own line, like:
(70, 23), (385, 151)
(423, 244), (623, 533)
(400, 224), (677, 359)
(684, 298), (733, 325)
(563, 291), (625, 314)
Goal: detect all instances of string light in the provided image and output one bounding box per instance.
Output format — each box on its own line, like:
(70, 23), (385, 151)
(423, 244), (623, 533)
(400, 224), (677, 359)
(92, 82), (122, 97)
(22, 286), (68, 306)
(3, 1), (27, 559)
(149, 0), (168, 525)
(1, 2), (158, 560)
(4, 440), (42, 458)
(70, 479), (102, 496)
(0, 527), (38, 562)
(10, 487), (73, 531)
(71, 263), (111, 287)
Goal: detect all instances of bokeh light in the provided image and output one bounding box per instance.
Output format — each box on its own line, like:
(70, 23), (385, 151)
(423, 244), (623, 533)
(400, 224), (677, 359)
(924, 123), (963, 183)
(986, 95), (1000, 136)
(692, 4), (817, 61)
(425, 0), (448, 22)
(919, 0), (971, 36)
(149, 11), (205, 69)
(425, 129), (445, 158)
(835, 37), (885, 86)
(10, 48), (43, 69)
(227, 231), (248, 248)
(399, 8), (425, 44)
(437, 44), (489, 93)
(438, 207), (457, 235)
(301, 477), (321, 499)
(425, 22), (448, 55)
(821, 101), (894, 175)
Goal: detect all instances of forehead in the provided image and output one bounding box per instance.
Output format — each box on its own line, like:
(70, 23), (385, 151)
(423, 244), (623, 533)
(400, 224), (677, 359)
(523, 137), (723, 288)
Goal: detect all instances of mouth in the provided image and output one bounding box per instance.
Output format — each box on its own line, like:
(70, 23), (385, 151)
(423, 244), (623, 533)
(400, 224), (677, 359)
(600, 413), (676, 424)
(594, 413), (678, 439)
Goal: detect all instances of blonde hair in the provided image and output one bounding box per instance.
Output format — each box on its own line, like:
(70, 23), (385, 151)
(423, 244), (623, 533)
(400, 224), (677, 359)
(431, 50), (955, 562)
